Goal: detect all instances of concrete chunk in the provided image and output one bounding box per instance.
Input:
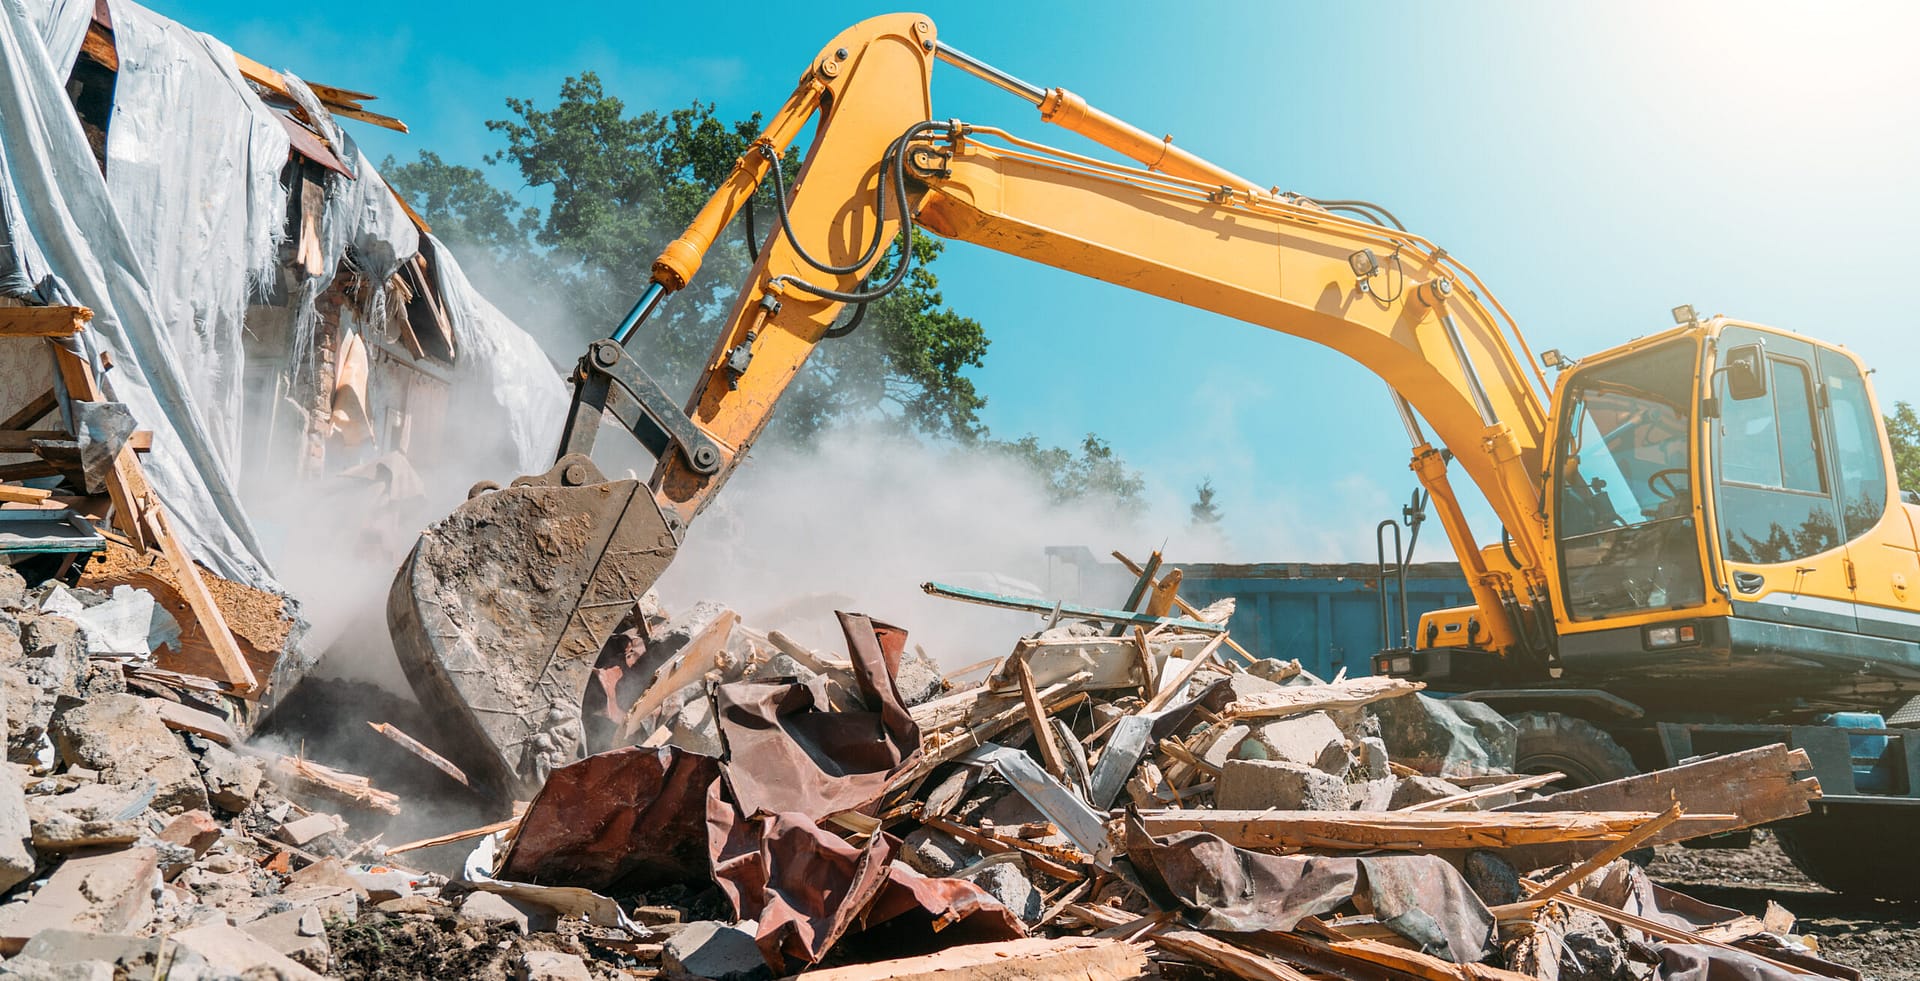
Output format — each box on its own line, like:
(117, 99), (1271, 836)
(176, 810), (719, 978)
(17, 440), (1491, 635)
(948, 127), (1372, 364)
(663, 920), (772, 981)
(18, 930), (163, 980)
(459, 890), (529, 935)
(195, 741), (264, 814)
(0, 955), (114, 979)
(962, 862), (1042, 923)
(242, 906), (331, 971)
(1216, 758), (1348, 811)
(0, 846), (159, 954)
(47, 695), (205, 813)
(1236, 712), (1350, 776)
(169, 922), (325, 980)
(519, 949), (592, 981)
(0, 756), (35, 891)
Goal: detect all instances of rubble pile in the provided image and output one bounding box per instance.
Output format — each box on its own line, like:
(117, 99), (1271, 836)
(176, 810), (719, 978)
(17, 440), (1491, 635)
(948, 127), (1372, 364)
(0, 557), (1858, 980)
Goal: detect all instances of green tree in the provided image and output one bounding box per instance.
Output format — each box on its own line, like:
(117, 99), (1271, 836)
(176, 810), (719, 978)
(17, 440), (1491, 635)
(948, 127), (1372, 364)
(989, 434), (1147, 512)
(1190, 478), (1222, 527)
(1889, 401), (1920, 493)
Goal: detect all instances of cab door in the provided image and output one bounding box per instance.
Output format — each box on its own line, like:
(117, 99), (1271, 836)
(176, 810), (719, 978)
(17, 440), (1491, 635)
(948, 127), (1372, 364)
(1816, 347), (1920, 644)
(1712, 328), (1856, 634)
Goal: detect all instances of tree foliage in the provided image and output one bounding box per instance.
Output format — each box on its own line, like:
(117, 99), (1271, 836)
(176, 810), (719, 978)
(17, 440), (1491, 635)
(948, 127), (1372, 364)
(1190, 478), (1223, 527)
(1889, 401), (1920, 493)
(384, 73), (1144, 508)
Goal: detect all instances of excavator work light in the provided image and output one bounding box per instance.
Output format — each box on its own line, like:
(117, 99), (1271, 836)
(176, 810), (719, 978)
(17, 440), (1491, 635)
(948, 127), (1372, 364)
(1672, 304), (1698, 326)
(1349, 249), (1380, 279)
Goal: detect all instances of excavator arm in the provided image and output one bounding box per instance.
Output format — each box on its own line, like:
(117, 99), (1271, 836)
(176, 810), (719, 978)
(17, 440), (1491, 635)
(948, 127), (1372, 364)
(391, 13), (1566, 799)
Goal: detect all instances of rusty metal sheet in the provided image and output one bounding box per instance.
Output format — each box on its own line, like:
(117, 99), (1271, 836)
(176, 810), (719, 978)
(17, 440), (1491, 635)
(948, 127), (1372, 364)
(497, 746), (718, 894)
(713, 611), (919, 819)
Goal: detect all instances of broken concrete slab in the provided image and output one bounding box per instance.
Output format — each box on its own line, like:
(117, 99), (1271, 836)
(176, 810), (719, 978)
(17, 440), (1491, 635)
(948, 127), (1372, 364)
(0, 955), (115, 979)
(0, 756), (34, 891)
(663, 919), (772, 981)
(518, 949), (592, 981)
(1370, 694), (1516, 778)
(156, 810), (221, 857)
(348, 869), (414, 904)
(16, 930), (161, 981)
(1216, 758), (1348, 811)
(287, 859), (370, 902)
(241, 906), (331, 971)
(1390, 774), (1469, 810)
(1235, 712), (1350, 776)
(459, 890), (530, 935)
(961, 862), (1042, 923)
(276, 812), (343, 847)
(169, 922), (325, 981)
(46, 695), (206, 813)
(193, 741), (264, 813)
(0, 846), (159, 954)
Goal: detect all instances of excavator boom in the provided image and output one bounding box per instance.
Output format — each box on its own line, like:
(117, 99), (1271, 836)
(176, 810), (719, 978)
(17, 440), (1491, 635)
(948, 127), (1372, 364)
(389, 14), (1576, 799)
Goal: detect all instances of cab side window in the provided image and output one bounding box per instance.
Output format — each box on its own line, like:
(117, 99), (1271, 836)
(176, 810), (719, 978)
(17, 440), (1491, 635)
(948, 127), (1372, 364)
(1819, 349), (1889, 540)
(1717, 354), (1839, 563)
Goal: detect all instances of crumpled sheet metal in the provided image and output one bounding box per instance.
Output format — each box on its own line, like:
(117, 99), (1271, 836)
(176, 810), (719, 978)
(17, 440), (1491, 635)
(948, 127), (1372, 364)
(1124, 812), (1493, 963)
(497, 746), (719, 894)
(714, 611), (919, 820)
(1656, 944), (1812, 981)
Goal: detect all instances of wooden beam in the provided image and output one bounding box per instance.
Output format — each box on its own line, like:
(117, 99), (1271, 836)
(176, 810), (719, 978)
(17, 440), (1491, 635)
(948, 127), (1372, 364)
(1012, 649), (1069, 781)
(1139, 633), (1227, 713)
(795, 937), (1148, 981)
(1495, 743), (1820, 869)
(1114, 550), (1258, 664)
(1, 391), (58, 431)
(0, 431), (70, 453)
(1400, 770), (1564, 812)
(1513, 804), (1684, 909)
(0, 461), (58, 482)
(0, 486), (54, 505)
(619, 611), (738, 738)
(1223, 675), (1424, 720)
(1136, 808), (1737, 852)
(0, 306), (91, 337)
(143, 507), (257, 695)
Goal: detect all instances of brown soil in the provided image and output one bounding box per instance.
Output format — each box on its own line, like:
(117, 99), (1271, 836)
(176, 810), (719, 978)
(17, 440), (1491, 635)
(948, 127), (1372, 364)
(327, 911), (619, 981)
(1649, 831), (1920, 980)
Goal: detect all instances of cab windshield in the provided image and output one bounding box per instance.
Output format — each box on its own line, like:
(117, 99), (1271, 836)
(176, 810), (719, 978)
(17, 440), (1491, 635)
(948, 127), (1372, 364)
(1555, 340), (1707, 620)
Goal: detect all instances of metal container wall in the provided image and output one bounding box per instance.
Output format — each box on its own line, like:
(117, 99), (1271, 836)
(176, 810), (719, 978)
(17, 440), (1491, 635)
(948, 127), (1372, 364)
(1042, 548), (1470, 680)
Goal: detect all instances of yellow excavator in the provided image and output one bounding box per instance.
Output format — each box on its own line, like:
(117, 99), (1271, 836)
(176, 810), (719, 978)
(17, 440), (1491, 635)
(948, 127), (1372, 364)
(388, 14), (1920, 894)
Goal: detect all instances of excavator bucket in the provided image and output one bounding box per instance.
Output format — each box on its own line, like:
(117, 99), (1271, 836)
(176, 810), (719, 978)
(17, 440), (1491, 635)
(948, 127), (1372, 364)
(387, 455), (679, 801)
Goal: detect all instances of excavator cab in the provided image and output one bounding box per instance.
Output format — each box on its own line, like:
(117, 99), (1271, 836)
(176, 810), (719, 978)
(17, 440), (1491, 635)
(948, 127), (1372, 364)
(1540, 320), (1920, 716)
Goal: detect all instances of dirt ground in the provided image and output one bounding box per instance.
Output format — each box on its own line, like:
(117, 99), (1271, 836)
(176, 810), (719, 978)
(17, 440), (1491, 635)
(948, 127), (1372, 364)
(1649, 831), (1920, 980)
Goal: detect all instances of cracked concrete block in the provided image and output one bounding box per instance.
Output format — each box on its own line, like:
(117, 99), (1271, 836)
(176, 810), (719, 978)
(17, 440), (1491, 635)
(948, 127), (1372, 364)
(900, 825), (976, 877)
(47, 695), (205, 813)
(16, 930), (161, 980)
(169, 922), (324, 981)
(519, 950), (591, 981)
(1216, 758), (1348, 811)
(1236, 712), (1350, 776)
(242, 906), (331, 972)
(0, 846), (159, 954)
(963, 862), (1042, 923)
(663, 920), (772, 981)
(193, 741), (264, 814)
(1388, 774), (1468, 810)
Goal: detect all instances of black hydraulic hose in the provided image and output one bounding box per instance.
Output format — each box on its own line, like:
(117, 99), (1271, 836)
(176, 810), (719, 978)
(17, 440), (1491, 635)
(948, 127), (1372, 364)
(768, 120), (948, 306)
(1316, 198), (1408, 231)
(824, 297), (869, 339)
(759, 140), (889, 276)
(743, 196), (759, 263)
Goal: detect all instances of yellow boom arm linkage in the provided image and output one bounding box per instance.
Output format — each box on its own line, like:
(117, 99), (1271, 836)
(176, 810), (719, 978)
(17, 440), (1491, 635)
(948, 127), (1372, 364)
(637, 13), (1557, 657)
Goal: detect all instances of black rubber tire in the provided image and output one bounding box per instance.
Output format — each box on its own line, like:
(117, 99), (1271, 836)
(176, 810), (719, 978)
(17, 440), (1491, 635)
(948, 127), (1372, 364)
(1776, 810), (1920, 900)
(1510, 711), (1639, 790)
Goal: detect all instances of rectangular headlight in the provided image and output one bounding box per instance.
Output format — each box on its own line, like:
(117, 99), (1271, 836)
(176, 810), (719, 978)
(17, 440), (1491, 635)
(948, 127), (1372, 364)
(1387, 656), (1413, 674)
(1647, 626), (1679, 648)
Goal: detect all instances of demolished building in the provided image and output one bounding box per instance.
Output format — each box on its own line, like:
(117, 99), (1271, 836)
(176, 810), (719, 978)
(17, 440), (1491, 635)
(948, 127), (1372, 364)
(0, 0), (565, 704)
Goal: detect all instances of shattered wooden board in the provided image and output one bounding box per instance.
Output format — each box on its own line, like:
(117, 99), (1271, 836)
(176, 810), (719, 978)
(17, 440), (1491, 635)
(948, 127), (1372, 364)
(1137, 808), (1737, 852)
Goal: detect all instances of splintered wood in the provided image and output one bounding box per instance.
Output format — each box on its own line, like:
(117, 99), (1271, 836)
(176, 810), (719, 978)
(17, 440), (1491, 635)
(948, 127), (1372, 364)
(1136, 809), (1738, 852)
(268, 754), (401, 815)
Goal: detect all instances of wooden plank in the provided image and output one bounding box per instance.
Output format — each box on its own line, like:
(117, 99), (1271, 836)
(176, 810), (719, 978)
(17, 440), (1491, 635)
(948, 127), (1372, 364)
(154, 700), (238, 746)
(1143, 567), (1184, 618)
(1114, 550), (1258, 665)
(1496, 743), (1821, 869)
(888, 687), (1089, 798)
(1137, 808), (1738, 852)
(1, 391), (58, 431)
(1153, 930), (1314, 981)
(796, 937), (1148, 981)
(1510, 804), (1685, 911)
(1106, 549), (1162, 637)
(1400, 770), (1563, 811)
(0, 307), (91, 337)
(1012, 650), (1068, 781)
(0, 431), (71, 452)
(1139, 633), (1227, 713)
(79, 22), (117, 71)
(922, 817), (1083, 881)
(144, 507), (257, 694)
(0, 461), (58, 482)
(0, 486), (53, 505)
(1224, 675), (1424, 719)
(369, 722), (469, 787)
(1546, 890), (1824, 977)
(1257, 931), (1540, 981)
(922, 581), (1226, 634)
(619, 611), (739, 738)
(51, 347), (145, 548)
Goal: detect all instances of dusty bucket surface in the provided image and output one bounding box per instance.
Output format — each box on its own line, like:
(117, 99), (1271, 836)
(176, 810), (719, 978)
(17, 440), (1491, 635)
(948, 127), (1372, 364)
(387, 456), (679, 802)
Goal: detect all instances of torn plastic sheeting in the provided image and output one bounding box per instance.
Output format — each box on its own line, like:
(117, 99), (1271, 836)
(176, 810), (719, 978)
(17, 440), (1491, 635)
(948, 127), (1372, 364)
(1123, 811), (1493, 963)
(0, 0), (277, 588)
(461, 833), (647, 937)
(960, 744), (1111, 864)
(496, 745), (719, 895)
(428, 233), (567, 476)
(40, 583), (179, 656)
(104, 0), (292, 473)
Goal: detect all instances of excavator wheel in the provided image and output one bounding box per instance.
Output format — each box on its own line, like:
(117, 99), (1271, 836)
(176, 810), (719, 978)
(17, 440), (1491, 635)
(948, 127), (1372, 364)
(1510, 711), (1638, 790)
(388, 454), (680, 803)
(1775, 809), (1920, 900)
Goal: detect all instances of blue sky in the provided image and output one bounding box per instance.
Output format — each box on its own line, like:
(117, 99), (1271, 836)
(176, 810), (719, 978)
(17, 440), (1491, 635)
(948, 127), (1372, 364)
(152, 0), (1920, 559)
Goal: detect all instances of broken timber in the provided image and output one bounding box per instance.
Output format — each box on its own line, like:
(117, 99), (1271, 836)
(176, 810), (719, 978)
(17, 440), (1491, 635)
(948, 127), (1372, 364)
(793, 937), (1149, 981)
(1495, 743), (1820, 869)
(1221, 675), (1423, 719)
(1135, 808), (1738, 852)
